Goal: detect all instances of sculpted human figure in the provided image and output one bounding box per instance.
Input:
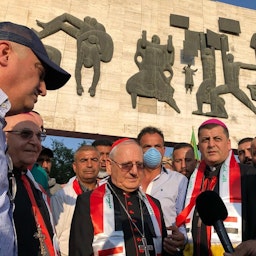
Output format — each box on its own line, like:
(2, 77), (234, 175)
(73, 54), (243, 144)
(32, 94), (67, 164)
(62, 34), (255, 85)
(44, 45), (62, 66)
(126, 30), (180, 113)
(183, 64), (197, 94)
(192, 32), (227, 117)
(208, 34), (256, 117)
(34, 13), (114, 96)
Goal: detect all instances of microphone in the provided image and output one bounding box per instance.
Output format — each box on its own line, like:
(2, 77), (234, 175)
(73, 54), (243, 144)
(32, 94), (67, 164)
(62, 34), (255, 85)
(195, 190), (234, 253)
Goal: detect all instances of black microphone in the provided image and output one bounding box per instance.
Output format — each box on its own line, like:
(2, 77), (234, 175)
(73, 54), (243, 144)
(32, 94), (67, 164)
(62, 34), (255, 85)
(195, 190), (234, 253)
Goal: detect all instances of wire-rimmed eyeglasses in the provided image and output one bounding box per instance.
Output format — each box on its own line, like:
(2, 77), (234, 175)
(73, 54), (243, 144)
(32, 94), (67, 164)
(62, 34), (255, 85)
(110, 159), (144, 172)
(5, 128), (46, 142)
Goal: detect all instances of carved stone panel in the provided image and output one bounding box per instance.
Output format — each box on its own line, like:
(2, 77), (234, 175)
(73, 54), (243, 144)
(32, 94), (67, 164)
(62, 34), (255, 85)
(170, 14), (189, 29)
(126, 30), (180, 113)
(218, 17), (241, 35)
(33, 13), (114, 97)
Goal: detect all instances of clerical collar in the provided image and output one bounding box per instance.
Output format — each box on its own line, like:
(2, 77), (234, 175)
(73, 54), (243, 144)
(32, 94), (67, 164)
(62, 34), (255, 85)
(205, 163), (223, 178)
(12, 167), (27, 179)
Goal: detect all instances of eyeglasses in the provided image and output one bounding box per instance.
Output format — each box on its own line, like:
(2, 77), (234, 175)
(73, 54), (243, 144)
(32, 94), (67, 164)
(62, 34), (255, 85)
(110, 159), (144, 172)
(5, 128), (46, 142)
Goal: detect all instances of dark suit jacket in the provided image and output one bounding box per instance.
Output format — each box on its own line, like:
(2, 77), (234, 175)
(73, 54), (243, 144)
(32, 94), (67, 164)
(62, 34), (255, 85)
(240, 164), (256, 241)
(69, 182), (170, 256)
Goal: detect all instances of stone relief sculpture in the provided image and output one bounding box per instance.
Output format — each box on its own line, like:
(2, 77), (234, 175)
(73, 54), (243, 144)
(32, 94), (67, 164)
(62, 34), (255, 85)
(207, 34), (256, 117)
(247, 84), (256, 101)
(126, 30), (180, 113)
(171, 14), (256, 118)
(182, 64), (197, 94)
(192, 32), (227, 118)
(33, 13), (114, 96)
(44, 45), (62, 66)
(248, 33), (256, 101)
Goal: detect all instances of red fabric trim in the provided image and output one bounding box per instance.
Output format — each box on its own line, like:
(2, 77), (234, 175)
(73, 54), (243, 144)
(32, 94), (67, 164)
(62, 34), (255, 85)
(98, 246), (123, 256)
(146, 194), (162, 232)
(176, 153), (241, 227)
(206, 225), (212, 256)
(176, 161), (206, 227)
(21, 175), (55, 256)
(35, 181), (50, 206)
(72, 179), (83, 195)
(229, 153), (241, 203)
(185, 218), (190, 224)
(111, 138), (130, 150)
(225, 216), (237, 222)
(90, 184), (105, 235)
(176, 152), (241, 255)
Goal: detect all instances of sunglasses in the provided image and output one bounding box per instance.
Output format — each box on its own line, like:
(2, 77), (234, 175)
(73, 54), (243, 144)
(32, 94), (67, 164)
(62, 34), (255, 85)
(5, 128), (46, 142)
(110, 159), (144, 172)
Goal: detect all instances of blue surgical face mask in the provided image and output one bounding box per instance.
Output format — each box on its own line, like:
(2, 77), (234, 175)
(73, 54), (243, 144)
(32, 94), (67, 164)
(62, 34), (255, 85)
(143, 147), (162, 169)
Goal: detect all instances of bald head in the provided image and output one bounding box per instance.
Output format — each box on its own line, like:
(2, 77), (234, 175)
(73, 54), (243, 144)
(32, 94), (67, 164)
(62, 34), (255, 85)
(5, 112), (43, 132)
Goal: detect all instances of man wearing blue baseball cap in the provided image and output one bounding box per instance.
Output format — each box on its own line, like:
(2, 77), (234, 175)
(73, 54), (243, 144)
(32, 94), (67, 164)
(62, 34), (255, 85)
(0, 21), (70, 255)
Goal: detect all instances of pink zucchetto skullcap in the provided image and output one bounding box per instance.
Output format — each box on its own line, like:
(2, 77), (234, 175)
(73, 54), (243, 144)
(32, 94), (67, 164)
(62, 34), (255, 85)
(199, 118), (228, 130)
(111, 138), (130, 150)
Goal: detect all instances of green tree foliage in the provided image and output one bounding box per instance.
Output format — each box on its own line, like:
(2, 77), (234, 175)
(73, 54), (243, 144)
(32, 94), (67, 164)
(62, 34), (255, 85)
(49, 139), (88, 184)
(49, 140), (75, 184)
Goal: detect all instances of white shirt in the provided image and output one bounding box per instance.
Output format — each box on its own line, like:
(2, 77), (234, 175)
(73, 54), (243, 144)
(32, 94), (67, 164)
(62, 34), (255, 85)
(51, 176), (78, 256)
(145, 167), (188, 238)
(0, 89), (16, 256)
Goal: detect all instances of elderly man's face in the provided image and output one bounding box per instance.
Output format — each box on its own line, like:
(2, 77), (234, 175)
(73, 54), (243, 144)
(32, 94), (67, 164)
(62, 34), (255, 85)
(198, 126), (231, 166)
(73, 149), (100, 186)
(4, 45), (47, 116)
(6, 120), (42, 169)
(107, 142), (144, 192)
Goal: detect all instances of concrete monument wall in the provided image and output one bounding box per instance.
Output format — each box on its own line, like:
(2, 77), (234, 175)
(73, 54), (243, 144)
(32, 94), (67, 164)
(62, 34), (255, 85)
(1, 0), (256, 147)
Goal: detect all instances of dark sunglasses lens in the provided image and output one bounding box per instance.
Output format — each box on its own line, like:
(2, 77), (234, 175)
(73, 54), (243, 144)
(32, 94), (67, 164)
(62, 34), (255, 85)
(20, 130), (33, 139)
(136, 163), (144, 170)
(122, 163), (133, 171)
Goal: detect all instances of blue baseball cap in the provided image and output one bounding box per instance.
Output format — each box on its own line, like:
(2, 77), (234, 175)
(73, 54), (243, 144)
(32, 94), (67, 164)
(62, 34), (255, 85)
(0, 21), (71, 90)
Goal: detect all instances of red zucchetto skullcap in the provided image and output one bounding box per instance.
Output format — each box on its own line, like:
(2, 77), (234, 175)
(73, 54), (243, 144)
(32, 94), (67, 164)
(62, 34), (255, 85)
(199, 118), (228, 130)
(111, 138), (130, 150)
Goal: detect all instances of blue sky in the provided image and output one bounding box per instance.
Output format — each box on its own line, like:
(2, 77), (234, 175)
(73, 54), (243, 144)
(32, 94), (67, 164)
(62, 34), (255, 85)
(216, 0), (256, 9)
(43, 135), (174, 156)
(42, 135), (93, 151)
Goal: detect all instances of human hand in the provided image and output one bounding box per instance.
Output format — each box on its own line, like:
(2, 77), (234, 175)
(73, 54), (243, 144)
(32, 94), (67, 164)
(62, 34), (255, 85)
(223, 240), (256, 256)
(163, 225), (185, 255)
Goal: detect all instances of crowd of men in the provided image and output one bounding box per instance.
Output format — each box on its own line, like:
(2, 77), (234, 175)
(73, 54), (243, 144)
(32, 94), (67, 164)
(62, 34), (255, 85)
(0, 20), (255, 256)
